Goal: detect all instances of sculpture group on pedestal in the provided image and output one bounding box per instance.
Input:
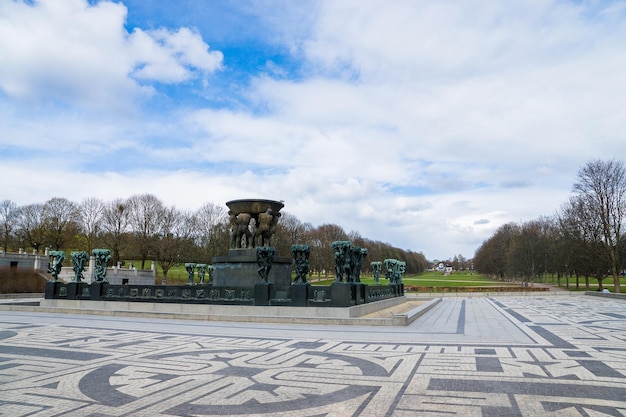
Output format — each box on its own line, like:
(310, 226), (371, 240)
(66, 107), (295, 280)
(331, 241), (368, 283)
(370, 261), (382, 284)
(256, 246), (275, 283)
(47, 251), (65, 282)
(332, 241), (351, 282)
(196, 264), (208, 284)
(291, 244), (310, 284)
(229, 212), (253, 249)
(93, 249), (111, 283)
(48, 250), (111, 283)
(254, 208), (279, 247)
(384, 258), (406, 284)
(185, 263), (196, 284)
(71, 251), (89, 283)
(351, 246), (368, 282)
(227, 200), (284, 249)
(182, 263), (214, 285)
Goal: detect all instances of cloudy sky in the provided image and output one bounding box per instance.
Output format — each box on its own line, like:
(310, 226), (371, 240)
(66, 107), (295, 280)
(1, 0), (625, 261)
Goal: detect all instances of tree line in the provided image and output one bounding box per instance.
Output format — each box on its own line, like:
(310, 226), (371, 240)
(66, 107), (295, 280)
(0, 194), (428, 279)
(474, 159), (626, 293)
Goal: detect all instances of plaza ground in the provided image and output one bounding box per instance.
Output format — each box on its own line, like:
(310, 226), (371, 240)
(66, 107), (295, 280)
(1, 290), (625, 416)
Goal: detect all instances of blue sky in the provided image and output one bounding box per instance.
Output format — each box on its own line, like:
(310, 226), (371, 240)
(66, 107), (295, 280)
(1, 0), (626, 260)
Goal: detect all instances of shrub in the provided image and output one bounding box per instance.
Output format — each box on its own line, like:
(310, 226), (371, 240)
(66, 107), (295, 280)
(0, 268), (47, 293)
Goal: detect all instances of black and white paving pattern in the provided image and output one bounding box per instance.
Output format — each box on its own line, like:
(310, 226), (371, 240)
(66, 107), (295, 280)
(1, 295), (625, 416)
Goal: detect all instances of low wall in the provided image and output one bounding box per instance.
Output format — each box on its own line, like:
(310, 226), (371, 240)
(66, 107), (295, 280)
(40, 297), (407, 319)
(585, 291), (626, 300)
(45, 281), (404, 308)
(392, 298), (442, 326)
(0, 251), (48, 272)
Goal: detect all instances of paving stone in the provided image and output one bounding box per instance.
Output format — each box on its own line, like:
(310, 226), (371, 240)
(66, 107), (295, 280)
(0, 295), (625, 416)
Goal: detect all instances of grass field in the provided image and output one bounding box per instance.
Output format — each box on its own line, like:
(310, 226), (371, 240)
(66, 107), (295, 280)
(291, 271), (517, 287)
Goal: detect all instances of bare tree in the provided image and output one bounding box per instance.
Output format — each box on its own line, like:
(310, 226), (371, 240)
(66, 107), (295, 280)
(507, 219), (553, 286)
(560, 195), (613, 290)
(474, 222), (517, 281)
(452, 253), (467, 271)
(153, 207), (196, 279)
(127, 194), (164, 269)
(100, 198), (130, 266)
(306, 223), (348, 279)
(0, 200), (19, 251)
(79, 197), (105, 254)
(193, 202), (228, 262)
(271, 212), (313, 258)
(15, 204), (47, 252)
(42, 197), (80, 251)
(554, 212), (575, 287)
(153, 206), (180, 279)
(573, 159), (626, 293)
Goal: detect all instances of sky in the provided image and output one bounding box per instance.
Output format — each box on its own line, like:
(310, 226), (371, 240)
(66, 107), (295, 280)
(1, 0), (626, 261)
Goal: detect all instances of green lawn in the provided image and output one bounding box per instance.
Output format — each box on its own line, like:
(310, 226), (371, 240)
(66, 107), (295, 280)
(310, 271), (515, 287)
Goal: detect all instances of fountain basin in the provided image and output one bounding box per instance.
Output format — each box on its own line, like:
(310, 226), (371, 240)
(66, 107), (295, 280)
(226, 199), (284, 216)
(216, 199), (290, 287)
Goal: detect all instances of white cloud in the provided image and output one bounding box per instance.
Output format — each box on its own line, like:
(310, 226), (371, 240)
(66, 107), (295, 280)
(0, 0), (223, 108)
(172, 0), (625, 258)
(1, 0), (626, 260)
(129, 27), (223, 83)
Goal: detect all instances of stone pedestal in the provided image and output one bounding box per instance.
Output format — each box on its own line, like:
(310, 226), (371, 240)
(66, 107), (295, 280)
(330, 282), (354, 307)
(254, 282), (275, 306)
(67, 282), (90, 299)
(90, 282), (105, 301)
(45, 281), (59, 299)
(288, 284), (309, 307)
(390, 283), (404, 297)
(351, 283), (365, 305)
(212, 249), (292, 288)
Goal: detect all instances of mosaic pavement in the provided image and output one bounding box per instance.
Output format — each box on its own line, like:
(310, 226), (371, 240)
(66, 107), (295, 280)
(1, 295), (625, 416)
